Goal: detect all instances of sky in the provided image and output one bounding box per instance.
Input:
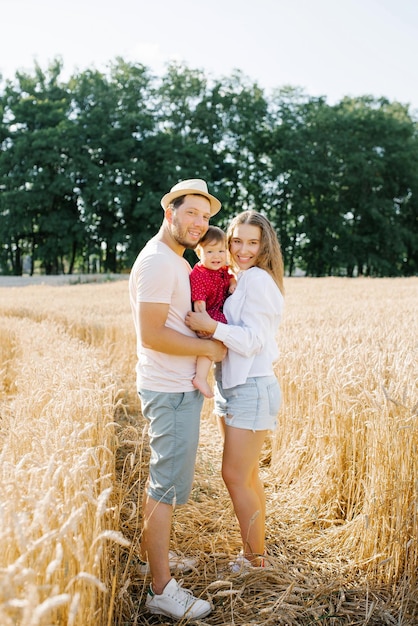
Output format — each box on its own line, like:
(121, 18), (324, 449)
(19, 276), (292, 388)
(1, 0), (417, 112)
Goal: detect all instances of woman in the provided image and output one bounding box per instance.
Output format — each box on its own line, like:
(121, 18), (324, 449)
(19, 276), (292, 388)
(186, 210), (284, 570)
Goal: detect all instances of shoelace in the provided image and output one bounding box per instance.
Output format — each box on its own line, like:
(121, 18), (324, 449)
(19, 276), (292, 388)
(149, 580), (195, 604)
(172, 581), (196, 606)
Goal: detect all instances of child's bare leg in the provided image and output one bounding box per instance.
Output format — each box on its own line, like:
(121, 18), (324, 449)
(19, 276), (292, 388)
(193, 356), (214, 398)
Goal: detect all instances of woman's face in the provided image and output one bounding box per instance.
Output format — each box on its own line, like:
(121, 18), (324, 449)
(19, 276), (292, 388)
(229, 223), (261, 271)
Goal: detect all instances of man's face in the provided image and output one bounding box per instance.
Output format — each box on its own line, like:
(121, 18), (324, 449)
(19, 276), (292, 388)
(170, 195), (211, 249)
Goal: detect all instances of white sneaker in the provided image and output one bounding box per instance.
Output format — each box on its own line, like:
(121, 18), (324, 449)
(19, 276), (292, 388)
(145, 578), (211, 620)
(229, 551), (270, 573)
(229, 553), (254, 573)
(138, 550), (198, 575)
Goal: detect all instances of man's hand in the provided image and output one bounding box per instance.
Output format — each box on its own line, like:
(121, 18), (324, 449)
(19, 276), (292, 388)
(206, 339), (227, 362)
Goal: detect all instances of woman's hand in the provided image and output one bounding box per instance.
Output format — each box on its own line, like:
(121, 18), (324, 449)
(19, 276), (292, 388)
(185, 310), (218, 335)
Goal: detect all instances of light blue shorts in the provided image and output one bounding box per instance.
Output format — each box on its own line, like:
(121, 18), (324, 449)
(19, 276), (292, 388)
(138, 388), (204, 506)
(214, 364), (281, 431)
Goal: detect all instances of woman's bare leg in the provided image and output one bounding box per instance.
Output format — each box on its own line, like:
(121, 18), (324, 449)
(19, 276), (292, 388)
(221, 425), (267, 564)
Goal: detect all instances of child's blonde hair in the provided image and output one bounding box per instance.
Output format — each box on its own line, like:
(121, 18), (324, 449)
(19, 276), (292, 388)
(198, 226), (226, 248)
(196, 226), (227, 259)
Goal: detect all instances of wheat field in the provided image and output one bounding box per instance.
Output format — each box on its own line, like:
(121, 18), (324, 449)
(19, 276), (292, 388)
(0, 277), (416, 625)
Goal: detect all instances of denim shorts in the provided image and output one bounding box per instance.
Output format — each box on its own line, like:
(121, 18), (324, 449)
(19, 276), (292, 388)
(214, 364), (281, 431)
(138, 388), (204, 506)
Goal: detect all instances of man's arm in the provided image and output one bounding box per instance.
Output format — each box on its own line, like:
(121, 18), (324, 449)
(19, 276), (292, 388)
(139, 302), (226, 361)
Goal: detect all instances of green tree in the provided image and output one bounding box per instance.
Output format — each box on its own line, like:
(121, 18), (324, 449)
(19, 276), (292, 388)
(203, 71), (270, 226)
(265, 88), (342, 275)
(153, 63), (226, 205)
(265, 90), (418, 276)
(0, 60), (82, 274)
(1, 59), (417, 277)
(70, 60), (157, 272)
(124, 61), (217, 262)
(333, 97), (418, 276)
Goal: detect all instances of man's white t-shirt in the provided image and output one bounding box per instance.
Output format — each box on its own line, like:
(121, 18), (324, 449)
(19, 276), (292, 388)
(129, 239), (197, 392)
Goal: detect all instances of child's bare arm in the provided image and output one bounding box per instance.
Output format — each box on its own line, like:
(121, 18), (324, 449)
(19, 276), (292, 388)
(229, 277), (237, 294)
(193, 300), (206, 313)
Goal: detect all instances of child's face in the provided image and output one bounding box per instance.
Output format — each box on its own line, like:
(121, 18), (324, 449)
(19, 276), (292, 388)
(198, 239), (227, 271)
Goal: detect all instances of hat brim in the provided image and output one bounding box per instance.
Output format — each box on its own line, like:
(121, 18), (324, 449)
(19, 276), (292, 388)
(161, 188), (221, 216)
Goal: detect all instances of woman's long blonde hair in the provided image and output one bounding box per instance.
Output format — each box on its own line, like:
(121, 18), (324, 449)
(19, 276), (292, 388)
(227, 211), (285, 294)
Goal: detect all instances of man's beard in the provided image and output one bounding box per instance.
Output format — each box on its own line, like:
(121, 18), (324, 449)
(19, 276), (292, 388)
(171, 215), (200, 250)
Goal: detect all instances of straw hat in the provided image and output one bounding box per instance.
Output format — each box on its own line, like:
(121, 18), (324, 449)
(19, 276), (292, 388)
(160, 179), (221, 216)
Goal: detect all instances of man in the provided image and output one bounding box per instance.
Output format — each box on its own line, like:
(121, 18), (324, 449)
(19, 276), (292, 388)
(129, 179), (226, 620)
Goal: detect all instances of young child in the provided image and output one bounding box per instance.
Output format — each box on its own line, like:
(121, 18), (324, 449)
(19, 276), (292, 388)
(190, 226), (236, 398)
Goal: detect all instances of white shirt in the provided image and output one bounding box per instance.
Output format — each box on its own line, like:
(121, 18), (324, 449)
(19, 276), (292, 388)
(213, 267), (284, 389)
(129, 239), (197, 392)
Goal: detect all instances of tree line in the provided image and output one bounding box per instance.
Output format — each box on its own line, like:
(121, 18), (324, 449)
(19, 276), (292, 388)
(1, 58), (417, 277)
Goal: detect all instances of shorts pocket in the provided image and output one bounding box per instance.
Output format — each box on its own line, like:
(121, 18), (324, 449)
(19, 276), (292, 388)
(267, 380), (281, 416)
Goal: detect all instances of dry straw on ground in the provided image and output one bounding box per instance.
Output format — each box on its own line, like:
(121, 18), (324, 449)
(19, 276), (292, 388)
(0, 277), (417, 625)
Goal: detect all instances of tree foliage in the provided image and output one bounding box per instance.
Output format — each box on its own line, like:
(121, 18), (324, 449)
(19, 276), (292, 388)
(1, 59), (417, 276)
